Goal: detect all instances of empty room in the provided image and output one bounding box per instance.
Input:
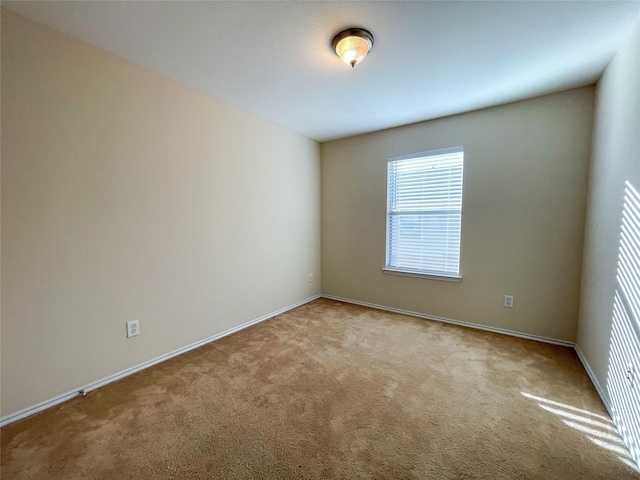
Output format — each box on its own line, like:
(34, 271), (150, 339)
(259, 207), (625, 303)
(1, 1), (640, 479)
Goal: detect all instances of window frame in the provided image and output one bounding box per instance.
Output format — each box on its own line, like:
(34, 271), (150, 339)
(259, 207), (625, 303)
(383, 146), (464, 282)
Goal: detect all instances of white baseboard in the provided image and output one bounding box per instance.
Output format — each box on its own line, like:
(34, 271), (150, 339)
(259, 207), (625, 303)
(326, 294), (640, 469)
(573, 344), (613, 418)
(0, 294), (321, 428)
(574, 344), (640, 470)
(321, 294), (575, 347)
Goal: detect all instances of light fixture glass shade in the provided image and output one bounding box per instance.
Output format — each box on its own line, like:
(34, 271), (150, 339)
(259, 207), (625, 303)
(332, 28), (374, 68)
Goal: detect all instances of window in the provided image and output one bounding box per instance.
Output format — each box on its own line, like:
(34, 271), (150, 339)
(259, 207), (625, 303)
(384, 147), (464, 280)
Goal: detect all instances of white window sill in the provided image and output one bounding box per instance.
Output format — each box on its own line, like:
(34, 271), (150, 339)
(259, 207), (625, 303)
(382, 267), (462, 283)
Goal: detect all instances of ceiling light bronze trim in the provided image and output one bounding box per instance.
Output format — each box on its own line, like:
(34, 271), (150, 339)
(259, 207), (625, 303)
(331, 28), (375, 52)
(331, 27), (374, 68)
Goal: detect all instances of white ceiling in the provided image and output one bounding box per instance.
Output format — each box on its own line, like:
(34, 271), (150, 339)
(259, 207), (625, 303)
(4, 1), (640, 142)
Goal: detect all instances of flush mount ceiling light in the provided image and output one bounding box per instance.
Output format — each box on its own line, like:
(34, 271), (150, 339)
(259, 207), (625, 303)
(331, 28), (374, 68)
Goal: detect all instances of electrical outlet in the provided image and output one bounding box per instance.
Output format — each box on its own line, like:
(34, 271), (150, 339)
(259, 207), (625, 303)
(308, 273), (313, 282)
(504, 295), (514, 308)
(626, 364), (635, 388)
(127, 320), (140, 338)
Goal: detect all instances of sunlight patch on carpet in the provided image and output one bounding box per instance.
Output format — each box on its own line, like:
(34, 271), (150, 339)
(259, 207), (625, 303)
(521, 391), (637, 472)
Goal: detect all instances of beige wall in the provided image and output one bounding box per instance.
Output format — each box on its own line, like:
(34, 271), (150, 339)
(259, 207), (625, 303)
(1, 10), (321, 417)
(577, 20), (639, 456)
(322, 88), (594, 342)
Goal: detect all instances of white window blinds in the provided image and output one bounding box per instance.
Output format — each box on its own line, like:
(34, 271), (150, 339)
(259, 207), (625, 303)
(386, 147), (464, 278)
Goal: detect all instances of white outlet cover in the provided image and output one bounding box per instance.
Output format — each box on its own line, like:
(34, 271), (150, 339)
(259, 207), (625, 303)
(504, 295), (514, 308)
(127, 320), (140, 338)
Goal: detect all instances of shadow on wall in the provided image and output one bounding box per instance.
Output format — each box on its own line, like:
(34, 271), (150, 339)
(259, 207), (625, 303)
(606, 180), (640, 467)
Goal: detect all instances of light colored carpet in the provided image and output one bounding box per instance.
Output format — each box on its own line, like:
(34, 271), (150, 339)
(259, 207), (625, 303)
(2, 298), (639, 479)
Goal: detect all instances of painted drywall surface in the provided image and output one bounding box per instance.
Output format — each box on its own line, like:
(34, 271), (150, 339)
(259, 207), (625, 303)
(1, 10), (321, 417)
(577, 21), (640, 394)
(322, 88), (594, 342)
(576, 21), (640, 464)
